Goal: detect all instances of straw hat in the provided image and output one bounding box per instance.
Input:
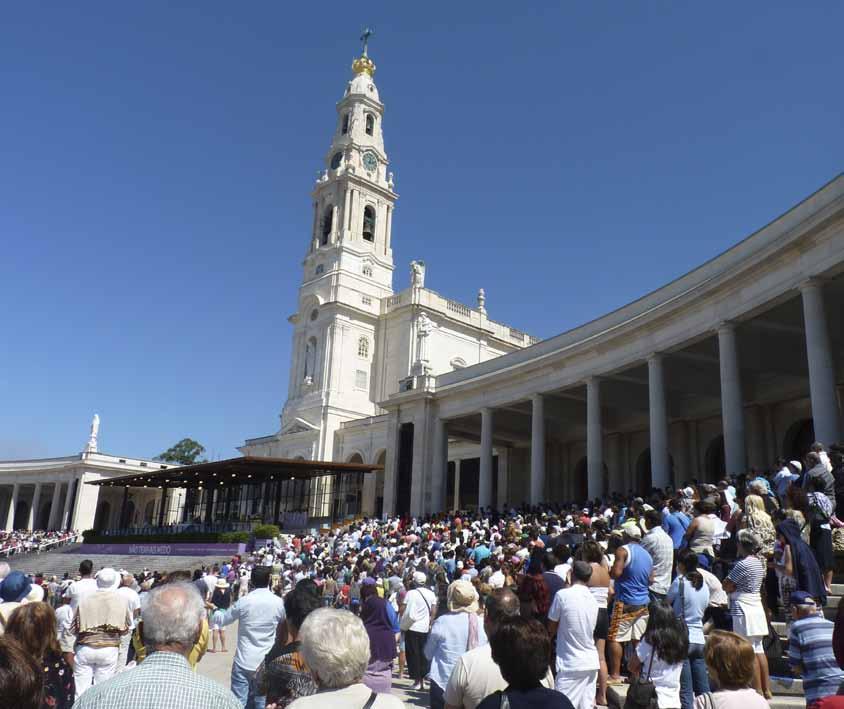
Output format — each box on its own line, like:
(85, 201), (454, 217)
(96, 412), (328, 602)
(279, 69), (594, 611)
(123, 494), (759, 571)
(447, 579), (479, 614)
(215, 578), (230, 589)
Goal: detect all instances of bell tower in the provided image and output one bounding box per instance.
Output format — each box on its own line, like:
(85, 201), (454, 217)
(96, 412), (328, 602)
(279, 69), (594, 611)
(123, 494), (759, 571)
(277, 33), (399, 459)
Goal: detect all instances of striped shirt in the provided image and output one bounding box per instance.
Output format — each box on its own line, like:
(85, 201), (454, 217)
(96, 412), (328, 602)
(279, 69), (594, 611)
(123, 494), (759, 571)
(787, 615), (844, 704)
(74, 651), (241, 709)
(725, 555), (765, 617)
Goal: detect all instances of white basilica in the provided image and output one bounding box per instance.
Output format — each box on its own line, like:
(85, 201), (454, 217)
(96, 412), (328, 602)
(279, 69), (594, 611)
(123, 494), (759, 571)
(239, 47), (538, 515)
(242, 44), (844, 520)
(3, 43), (843, 530)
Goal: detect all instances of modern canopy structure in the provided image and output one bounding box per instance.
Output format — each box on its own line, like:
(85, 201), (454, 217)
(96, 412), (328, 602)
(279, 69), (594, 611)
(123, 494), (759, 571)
(88, 456), (380, 531)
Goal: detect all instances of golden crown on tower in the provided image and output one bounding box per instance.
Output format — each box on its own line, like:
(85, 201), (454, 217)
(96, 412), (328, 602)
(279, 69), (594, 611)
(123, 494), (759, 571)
(352, 54), (376, 76)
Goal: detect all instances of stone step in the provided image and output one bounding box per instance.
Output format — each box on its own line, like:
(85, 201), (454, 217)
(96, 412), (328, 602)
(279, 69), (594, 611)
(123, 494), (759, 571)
(830, 583), (844, 596)
(8, 547), (230, 580)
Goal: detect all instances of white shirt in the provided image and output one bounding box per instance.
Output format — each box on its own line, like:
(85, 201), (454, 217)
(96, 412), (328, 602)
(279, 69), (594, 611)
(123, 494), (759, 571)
(548, 584), (599, 672)
(637, 639), (682, 709)
(444, 641), (554, 709)
(65, 577), (98, 611)
(55, 604), (74, 639)
(220, 587), (285, 671)
(488, 570), (505, 589)
(116, 586), (141, 629)
(203, 574), (218, 597)
(402, 587), (437, 633)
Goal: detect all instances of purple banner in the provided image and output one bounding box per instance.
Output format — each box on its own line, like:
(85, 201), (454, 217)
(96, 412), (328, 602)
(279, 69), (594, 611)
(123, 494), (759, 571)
(77, 542), (247, 556)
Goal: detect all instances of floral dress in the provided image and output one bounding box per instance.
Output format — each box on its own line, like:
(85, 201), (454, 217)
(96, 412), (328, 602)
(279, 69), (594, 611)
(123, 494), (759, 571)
(42, 651), (74, 709)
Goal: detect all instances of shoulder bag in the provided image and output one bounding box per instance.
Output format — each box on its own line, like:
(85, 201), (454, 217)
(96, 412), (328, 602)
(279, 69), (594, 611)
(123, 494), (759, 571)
(624, 649), (658, 709)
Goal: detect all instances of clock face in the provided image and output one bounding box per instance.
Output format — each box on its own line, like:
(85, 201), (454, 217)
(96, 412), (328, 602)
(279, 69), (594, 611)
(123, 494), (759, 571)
(362, 151), (378, 172)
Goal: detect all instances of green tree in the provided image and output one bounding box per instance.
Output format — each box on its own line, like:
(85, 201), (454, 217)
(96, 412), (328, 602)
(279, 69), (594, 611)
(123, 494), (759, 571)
(157, 438), (207, 465)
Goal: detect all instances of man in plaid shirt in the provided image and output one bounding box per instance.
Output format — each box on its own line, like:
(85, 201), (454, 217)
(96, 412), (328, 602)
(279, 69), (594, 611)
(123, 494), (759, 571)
(75, 581), (241, 709)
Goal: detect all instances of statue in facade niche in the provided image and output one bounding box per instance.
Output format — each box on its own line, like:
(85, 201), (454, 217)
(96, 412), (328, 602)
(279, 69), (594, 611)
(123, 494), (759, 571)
(410, 260), (426, 289)
(413, 311), (436, 375)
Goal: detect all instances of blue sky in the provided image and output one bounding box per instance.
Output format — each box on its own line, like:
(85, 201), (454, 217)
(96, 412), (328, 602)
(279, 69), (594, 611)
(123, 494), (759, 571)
(1, 2), (842, 461)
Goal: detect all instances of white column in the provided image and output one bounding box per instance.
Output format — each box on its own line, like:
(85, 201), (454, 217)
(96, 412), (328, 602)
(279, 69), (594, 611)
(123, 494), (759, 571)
(587, 378), (605, 500)
(60, 480), (74, 530)
(342, 188), (351, 240)
(310, 201), (318, 249)
(800, 280), (843, 444)
(47, 482), (62, 530)
(648, 354), (671, 489)
(28, 482), (42, 531)
(4, 483), (19, 532)
(479, 408), (494, 509)
(530, 394), (545, 505)
(497, 448), (509, 509)
(70, 474), (86, 530)
(453, 459), (462, 511)
(431, 417), (448, 514)
(381, 414), (400, 518)
(385, 205), (393, 253)
(718, 323), (747, 476)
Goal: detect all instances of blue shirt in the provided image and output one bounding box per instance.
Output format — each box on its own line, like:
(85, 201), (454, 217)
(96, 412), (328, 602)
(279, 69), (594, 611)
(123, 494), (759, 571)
(424, 612), (488, 690)
(662, 511), (690, 549)
(615, 544), (653, 606)
(220, 587), (286, 671)
(667, 574), (709, 645)
(470, 545), (491, 564)
(788, 614), (844, 704)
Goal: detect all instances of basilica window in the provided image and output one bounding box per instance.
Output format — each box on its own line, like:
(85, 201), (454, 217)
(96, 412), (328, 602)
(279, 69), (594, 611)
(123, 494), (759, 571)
(365, 114), (375, 136)
(304, 337), (318, 383)
(355, 369), (368, 390)
(362, 205), (376, 242)
(321, 206), (333, 245)
(358, 336), (369, 358)
(330, 152), (342, 170)
(315, 264), (325, 276)
(362, 264), (373, 277)
(341, 113), (350, 134)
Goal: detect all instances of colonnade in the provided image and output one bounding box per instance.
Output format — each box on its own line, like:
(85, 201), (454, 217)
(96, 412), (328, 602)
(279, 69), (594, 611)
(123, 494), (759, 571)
(2, 476), (80, 532)
(423, 283), (842, 511)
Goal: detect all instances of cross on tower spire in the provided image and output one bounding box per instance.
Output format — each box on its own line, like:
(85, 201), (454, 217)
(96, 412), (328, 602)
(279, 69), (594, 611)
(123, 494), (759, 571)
(360, 27), (373, 56)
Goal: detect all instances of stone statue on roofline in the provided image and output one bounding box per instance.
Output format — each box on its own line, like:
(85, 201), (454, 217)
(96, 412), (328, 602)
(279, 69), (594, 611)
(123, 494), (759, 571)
(410, 260), (426, 289)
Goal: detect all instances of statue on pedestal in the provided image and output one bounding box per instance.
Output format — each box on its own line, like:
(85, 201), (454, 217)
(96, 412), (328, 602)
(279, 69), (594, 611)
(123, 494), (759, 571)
(413, 311), (436, 375)
(410, 260), (426, 289)
(85, 414), (100, 453)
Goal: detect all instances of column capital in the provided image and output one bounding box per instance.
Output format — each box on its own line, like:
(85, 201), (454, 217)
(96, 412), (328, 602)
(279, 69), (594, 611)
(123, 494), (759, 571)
(799, 277), (826, 293)
(647, 352), (664, 365)
(716, 320), (737, 335)
(531, 392), (544, 403)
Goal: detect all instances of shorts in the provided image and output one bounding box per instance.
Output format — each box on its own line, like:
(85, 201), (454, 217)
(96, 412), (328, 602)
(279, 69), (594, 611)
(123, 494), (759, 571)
(210, 609), (226, 630)
(608, 602), (648, 643)
(594, 608), (609, 641)
(731, 614), (764, 654)
(59, 632), (75, 654)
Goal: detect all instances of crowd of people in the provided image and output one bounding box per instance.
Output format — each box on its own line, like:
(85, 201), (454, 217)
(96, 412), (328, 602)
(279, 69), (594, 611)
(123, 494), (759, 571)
(0, 529), (79, 557)
(0, 442), (844, 709)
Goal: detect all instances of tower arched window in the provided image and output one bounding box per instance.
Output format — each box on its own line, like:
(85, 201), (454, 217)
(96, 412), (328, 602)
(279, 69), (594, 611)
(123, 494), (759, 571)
(321, 206), (333, 245)
(358, 336), (369, 358)
(362, 205), (376, 242)
(330, 152), (342, 170)
(365, 114), (375, 136)
(341, 113), (350, 134)
(304, 336), (318, 383)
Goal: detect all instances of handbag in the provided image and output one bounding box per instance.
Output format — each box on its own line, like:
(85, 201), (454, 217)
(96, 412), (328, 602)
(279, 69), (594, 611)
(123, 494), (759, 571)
(763, 618), (783, 660)
(624, 650), (658, 709)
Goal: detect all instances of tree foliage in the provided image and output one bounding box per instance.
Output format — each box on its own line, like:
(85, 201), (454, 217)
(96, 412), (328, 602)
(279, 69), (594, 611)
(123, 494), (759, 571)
(157, 438), (207, 466)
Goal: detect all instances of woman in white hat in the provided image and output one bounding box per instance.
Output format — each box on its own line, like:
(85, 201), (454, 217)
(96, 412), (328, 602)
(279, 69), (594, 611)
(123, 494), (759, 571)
(208, 577), (232, 653)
